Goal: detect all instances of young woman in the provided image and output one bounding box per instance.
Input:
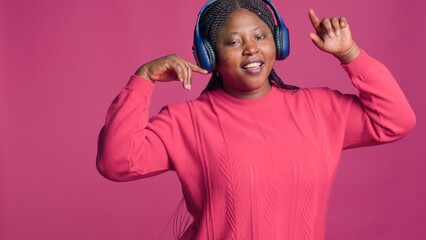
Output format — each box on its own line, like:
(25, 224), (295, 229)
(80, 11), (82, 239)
(96, 0), (416, 239)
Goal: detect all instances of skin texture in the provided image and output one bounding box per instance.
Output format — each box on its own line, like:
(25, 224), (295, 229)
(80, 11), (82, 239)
(135, 8), (361, 97)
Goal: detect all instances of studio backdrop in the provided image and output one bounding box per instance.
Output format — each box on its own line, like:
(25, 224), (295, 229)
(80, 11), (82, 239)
(1, 0), (425, 239)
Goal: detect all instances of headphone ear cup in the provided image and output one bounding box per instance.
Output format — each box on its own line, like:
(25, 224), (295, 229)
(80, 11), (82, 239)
(193, 38), (215, 73)
(202, 38), (216, 72)
(274, 26), (283, 60)
(274, 25), (290, 60)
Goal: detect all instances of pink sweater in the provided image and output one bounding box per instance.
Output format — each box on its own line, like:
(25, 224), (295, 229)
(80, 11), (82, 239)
(97, 50), (416, 240)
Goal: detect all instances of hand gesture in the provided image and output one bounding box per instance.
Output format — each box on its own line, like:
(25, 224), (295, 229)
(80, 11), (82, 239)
(135, 54), (208, 90)
(308, 9), (360, 63)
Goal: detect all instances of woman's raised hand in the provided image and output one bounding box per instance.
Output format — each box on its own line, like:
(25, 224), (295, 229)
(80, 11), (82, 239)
(308, 9), (360, 64)
(135, 54), (208, 90)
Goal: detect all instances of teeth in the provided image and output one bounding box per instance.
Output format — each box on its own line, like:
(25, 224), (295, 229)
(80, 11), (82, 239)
(244, 62), (261, 69)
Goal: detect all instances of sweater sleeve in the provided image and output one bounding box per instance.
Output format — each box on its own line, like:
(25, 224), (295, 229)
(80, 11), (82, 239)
(96, 75), (173, 182)
(341, 50), (416, 149)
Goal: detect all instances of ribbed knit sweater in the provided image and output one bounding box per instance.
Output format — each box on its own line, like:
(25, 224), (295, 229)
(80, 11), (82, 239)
(97, 50), (416, 240)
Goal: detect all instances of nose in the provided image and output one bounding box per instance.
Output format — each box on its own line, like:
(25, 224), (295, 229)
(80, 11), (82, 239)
(242, 40), (259, 56)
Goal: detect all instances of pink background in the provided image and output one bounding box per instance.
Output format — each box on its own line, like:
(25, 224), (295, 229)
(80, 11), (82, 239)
(1, 0), (425, 239)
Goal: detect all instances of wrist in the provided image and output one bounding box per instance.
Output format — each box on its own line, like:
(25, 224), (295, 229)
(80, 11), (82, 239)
(135, 66), (155, 83)
(335, 42), (361, 64)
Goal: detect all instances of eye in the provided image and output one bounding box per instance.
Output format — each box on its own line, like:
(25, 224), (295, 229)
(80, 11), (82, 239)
(226, 39), (241, 46)
(255, 34), (265, 40)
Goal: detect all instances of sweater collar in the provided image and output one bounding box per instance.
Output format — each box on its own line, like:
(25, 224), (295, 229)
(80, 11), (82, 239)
(211, 86), (279, 108)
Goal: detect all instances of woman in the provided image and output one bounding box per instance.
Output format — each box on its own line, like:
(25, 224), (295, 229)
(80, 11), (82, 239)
(96, 0), (416, 239)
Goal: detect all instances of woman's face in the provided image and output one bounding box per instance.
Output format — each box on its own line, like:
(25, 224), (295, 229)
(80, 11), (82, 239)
(215, 8), (276, 99)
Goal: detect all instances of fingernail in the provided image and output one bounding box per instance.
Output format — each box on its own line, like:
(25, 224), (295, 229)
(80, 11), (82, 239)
(185, 84), (191, 90)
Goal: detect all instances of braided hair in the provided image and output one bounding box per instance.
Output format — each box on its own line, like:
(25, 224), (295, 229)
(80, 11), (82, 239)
(198, 0), (298, 93)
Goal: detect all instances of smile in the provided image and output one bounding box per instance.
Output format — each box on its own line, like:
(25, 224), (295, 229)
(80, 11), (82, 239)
(242, 60), (264, 74)
(243, 62), (263, 69)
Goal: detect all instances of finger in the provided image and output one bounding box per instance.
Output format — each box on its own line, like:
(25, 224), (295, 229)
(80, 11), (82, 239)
(188, 61), (209, 74)
(184, 63), (192, 90)
(184, 60), (209, 90)
(175, 64), (184, 84)
(330, 17), (340, 36)
(173, 61), (188, 85)
(321, 18), (334, 38)
(166, 55), (208, 90)
(308, 9), (321, 31)
(339, 16), (349, 28)
(178, 60), (192, 90)
(181, 63), (191, 90)
(309, 32), (324, 49)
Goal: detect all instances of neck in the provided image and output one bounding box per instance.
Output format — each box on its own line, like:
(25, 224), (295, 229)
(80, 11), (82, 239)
(222, 83), (272, 100)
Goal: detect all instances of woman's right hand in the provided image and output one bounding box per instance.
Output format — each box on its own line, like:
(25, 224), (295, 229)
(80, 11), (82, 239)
(135, 54), (208, 90)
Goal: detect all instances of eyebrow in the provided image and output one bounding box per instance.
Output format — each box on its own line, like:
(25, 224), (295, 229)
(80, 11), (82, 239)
(228, 26), (262, 35)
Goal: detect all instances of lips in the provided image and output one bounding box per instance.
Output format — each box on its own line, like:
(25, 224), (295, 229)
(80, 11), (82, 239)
(241, 59), (264, 74)
(242, 60), (264, 69)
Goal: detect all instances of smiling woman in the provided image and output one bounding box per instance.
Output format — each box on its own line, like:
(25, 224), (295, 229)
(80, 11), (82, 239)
(96, 0), (416, 239)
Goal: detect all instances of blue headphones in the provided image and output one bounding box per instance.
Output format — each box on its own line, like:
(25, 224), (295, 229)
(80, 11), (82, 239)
(192, 0), (290, 73)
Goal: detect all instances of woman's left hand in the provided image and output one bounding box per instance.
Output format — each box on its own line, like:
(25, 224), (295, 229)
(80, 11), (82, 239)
(308, 9), (360, 64)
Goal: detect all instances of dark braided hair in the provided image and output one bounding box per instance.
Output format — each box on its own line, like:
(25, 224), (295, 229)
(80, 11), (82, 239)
(199, 0), (298, 93)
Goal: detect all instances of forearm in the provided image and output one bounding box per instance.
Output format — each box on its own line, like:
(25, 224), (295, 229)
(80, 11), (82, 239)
(96, 76), (170, 181)
(343, 50), (416, 147)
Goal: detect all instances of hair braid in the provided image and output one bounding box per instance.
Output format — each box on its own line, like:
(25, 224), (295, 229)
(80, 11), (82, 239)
(198, 0), (298, 93)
